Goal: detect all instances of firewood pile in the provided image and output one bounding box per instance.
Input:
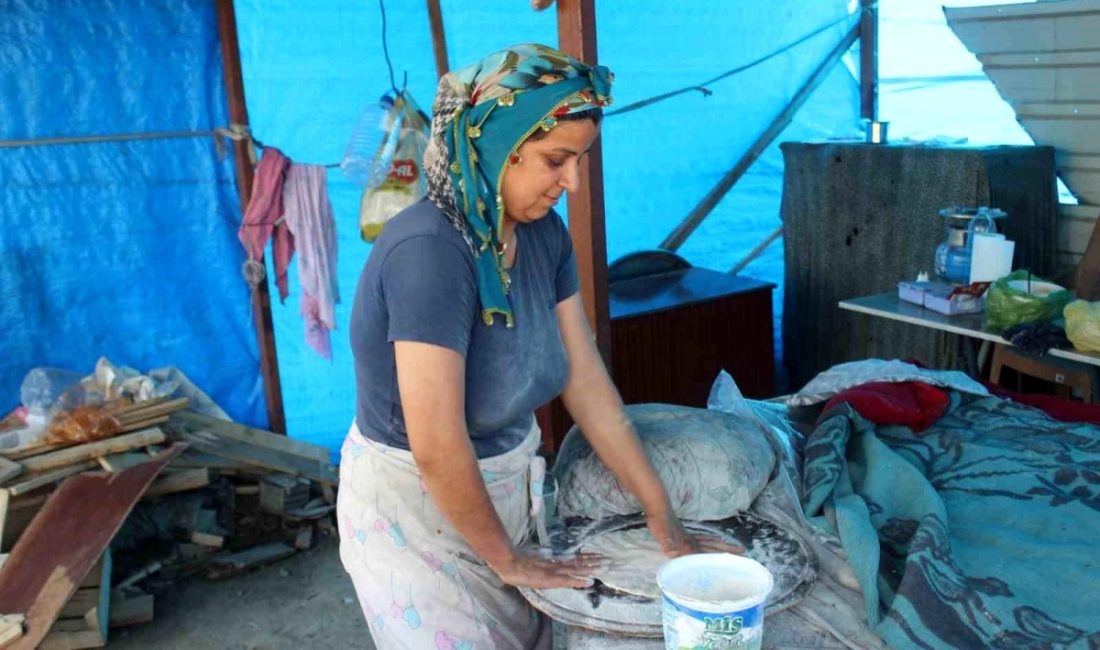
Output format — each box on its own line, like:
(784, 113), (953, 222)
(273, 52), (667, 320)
(0, 398), (337, 649)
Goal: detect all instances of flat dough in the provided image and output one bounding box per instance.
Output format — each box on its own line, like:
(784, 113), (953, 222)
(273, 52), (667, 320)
(580, 528), (668, 598)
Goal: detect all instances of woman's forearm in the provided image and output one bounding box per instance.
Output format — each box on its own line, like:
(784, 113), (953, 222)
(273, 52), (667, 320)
(410, 432), (516, 568)
(561, 342), (671, 517)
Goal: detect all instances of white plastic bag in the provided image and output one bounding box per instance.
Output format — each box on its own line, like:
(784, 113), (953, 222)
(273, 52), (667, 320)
(357, 92), (430, 242)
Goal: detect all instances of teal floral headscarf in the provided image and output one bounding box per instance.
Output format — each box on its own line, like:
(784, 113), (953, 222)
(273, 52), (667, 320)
(424, 43), (613, 327)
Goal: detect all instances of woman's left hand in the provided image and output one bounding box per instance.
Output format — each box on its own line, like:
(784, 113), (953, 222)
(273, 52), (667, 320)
(646, 509), (746, 558)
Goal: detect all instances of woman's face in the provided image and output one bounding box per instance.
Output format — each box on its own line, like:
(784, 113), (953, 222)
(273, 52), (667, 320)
(499, 119), (599, 224)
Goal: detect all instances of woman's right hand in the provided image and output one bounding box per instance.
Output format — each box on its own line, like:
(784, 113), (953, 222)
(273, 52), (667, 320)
(489, 549), (604, 589)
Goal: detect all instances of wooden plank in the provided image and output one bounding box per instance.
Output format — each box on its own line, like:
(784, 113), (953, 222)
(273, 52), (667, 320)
(5, 463), (97, 498)
(0, 445), (181, 650)
(58, 590), (99, 619)
(0, 614), (25, 648)
(173, 428), (335, 485)
(207, 543), (294, 576)
(108, 592), (153, 629)
(142, 468), (209, 499)
(37, 630), (104, 650)
(20, 430), (165, 474)
(215, 0), (287, 435)
(190, 532), (224, 548)
(0, 458), (21, 485)
(169, 411), (329, 465)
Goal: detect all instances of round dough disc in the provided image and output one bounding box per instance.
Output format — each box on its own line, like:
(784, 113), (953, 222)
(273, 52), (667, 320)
(580, 527), (669, 598)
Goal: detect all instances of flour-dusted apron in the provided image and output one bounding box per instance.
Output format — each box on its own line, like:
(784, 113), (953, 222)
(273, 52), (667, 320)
(337, 421), (552, 649)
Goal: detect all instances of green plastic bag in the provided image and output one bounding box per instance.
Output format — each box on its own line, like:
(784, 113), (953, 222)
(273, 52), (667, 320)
(984, 270), (1074, 334)
(1065, 300), (1100, 353)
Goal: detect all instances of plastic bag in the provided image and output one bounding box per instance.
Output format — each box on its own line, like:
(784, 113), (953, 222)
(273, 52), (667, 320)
(984, 270), (1074, 334)
(357, 91), (430, 242)
(19, 367), (84, 415)
(1065, 300), (1100, 353)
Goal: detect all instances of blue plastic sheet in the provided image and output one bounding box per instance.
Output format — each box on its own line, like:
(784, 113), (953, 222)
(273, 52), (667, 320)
(0, 0), (266, 427)
(2, 0), (859, 457)
(235, 0), (858, 455)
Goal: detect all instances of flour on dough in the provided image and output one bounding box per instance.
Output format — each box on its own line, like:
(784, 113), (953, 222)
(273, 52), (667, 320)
(580, 528), (669, 598)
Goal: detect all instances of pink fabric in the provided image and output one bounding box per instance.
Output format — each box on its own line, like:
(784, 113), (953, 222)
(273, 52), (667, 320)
(282, 165), (339, 359)
(238, 147), (294, 301)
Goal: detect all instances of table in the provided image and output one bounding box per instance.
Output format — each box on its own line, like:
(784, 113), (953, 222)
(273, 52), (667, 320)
(839, 292), (1100, 367)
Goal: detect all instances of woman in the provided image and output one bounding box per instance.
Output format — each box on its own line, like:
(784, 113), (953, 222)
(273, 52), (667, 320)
(338, 44), (720, 649)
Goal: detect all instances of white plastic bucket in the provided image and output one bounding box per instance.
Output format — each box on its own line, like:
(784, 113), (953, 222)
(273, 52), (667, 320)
(656, 553), (774, 650)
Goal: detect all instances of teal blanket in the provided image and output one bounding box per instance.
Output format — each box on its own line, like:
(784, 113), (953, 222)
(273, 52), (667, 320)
(803, 394), (1100, 649)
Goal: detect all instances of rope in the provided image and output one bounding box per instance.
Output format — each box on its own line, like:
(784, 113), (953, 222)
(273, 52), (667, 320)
(607, 9), (861, 118)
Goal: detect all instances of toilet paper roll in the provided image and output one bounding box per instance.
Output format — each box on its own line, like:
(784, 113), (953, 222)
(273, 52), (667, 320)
(969, 234), (1015, 283)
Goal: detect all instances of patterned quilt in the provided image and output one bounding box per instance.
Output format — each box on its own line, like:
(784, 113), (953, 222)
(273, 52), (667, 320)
(802, 393), (1100, 649)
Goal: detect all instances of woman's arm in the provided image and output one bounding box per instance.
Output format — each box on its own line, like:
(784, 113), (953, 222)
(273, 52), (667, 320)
(395, 340), (597, 587)
(556, 295), (743, 557)
(554, 295), (690, 550)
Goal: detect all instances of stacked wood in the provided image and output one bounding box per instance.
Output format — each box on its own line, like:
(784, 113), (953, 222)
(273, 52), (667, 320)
(0, 405), (337, 647)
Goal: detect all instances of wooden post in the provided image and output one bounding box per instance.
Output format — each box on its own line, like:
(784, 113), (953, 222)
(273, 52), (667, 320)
(215, 0), (287, 434)
(556, 0), (611, 364)
(426, 0), (449, 79)
(860, 0), (878, 121)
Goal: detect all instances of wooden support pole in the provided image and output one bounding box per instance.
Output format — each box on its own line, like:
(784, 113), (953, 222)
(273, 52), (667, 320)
(556, 0), (611, 364)
(659, 22), (861, 252)
(426, 0), (449, 79)
(215, 0), (287, 434)
(860, 0), (879, 122)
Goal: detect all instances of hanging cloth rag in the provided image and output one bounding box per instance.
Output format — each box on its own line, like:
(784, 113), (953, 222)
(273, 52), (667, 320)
(238, 146), (295, 302)
(282, 164), (340, 359)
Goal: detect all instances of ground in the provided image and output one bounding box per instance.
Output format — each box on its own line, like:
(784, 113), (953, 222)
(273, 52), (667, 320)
(108, 537), (375, 650)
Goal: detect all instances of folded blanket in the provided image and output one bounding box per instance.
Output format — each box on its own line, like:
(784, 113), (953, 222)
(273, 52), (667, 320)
(803, 394), (1100, 649)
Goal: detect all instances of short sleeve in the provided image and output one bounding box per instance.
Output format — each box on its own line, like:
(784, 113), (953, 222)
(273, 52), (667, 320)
(380, 235), (478, 355)
(554, 214), (580, 303)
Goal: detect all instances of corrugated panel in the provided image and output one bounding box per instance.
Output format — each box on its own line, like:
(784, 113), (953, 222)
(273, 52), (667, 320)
(945, 0), (1100, 54)
(947, 0), (1100, 206)
(1059, 204), (1098, 256)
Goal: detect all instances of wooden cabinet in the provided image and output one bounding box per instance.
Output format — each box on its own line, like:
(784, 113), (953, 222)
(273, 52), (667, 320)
(608, 268), (776, 406)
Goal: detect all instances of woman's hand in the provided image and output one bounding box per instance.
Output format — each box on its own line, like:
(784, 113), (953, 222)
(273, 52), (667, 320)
(488, 548), (604, 589)
(647, 509), (746, 558)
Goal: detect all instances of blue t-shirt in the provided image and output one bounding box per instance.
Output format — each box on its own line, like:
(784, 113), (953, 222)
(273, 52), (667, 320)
(349, 199), (580, 458)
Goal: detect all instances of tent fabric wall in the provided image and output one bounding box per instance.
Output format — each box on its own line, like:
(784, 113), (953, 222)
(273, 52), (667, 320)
(0, 0), (266, 427)
(235, 0), (859, 455)
(1, 1), (860, 456)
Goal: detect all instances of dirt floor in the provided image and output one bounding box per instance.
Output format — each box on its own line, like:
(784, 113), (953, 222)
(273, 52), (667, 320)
(108, 536), (375, 649)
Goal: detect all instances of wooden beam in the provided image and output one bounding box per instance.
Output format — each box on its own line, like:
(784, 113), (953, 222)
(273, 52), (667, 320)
(426, 0), (449, 79)
(557, 0), (611, 364)
(860, 0), (879, 121)
(659, 21), (861, 252)
(215, 0), (287, 435)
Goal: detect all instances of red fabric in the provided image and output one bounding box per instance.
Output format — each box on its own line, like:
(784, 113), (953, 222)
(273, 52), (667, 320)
(237, 147), (295, 301)
(982, 382), (1100, 425)
(824, 381), (950, 432)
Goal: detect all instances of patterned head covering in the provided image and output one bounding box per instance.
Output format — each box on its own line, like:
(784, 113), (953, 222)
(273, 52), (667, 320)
(423, 43), (613, 327)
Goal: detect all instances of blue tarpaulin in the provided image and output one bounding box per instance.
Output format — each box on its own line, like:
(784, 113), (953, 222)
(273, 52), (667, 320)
(3, 0), (867, 455)
(1, 0), (266, 427)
